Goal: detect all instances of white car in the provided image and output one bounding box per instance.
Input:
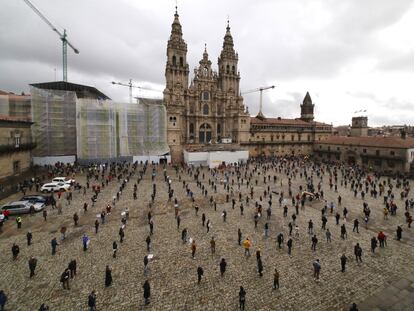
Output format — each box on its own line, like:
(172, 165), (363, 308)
(52, 177), (75, 185)
(1, 201), (45, 215)
(41, 182), (71, 193)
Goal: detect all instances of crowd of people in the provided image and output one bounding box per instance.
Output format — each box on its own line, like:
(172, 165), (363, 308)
(0, 156), (412, 310)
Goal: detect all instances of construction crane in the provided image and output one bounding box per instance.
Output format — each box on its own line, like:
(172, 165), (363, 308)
(111, 80), (161, 104)
(241, 85), (275, 118)
(23, 0), (79, 82)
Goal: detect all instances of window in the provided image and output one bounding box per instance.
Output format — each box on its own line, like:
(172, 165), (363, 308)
(376, 150), (380, 156)
(202, 91), (210, 101)
(291, 135), (294, 141)
(190, 104), (195, 114)
(203, 104), (209, 115)
(217, 123), (221, 134)
(328, 146), (331, 151)
(282, 135), (285, 140)
(13, 161), (20, 174)
(390, 151), (395, 156)
(271, 135), (274, 142)
(307, 135), (311, 141)
(189, 123), (194, 134)
(14, 135), (21, 148)
(363, 149), (367, 153)
(232, 65), (235, 74)
(169, 116), (177, 122)
(226, 64), (230, 73)
(180, 57), (184, 66)
(298, 134), (301, 141)
(172, 55), (177, 66)
(337, 147), (340, 151)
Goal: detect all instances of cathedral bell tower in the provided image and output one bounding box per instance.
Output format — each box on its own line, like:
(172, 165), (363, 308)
(218, 21), (240, 95)
(164, 7), (189, 163)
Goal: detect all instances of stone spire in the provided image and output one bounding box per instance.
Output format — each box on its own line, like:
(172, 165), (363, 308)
(220, 19), (236, 59)
(300, 91), (315, 122)
(203, 43), (208, 61)
(170, 6), (183, 41)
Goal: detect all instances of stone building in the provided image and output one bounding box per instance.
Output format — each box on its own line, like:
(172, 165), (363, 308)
(314, 117), (414, 173)
(243, 92), (332, 157)
(163, 10), (250, 163)
(0, 116), (35, 180)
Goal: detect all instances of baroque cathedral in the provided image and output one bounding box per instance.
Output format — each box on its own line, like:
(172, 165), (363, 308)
(163, 9), (250, 163)
(164, 9), (332, 163)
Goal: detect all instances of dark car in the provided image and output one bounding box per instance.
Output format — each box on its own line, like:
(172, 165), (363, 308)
(20, 195), (51, 206)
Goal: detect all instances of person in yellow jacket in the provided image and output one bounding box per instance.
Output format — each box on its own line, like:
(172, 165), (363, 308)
(16, 216), (22, 229)
(243, 238), (251, 257)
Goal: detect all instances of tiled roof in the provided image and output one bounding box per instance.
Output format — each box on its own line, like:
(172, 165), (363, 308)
(317, 136), (414, 149)
(250, 117), (330, 127)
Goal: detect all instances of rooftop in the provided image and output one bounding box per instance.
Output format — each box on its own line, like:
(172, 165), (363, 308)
(250, 116), (330, 127)
(30, 81), (110, 100)
(317, 135), (414, 149)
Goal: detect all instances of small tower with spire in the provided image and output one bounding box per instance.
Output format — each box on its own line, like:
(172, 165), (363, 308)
(300, 92), (315, 122)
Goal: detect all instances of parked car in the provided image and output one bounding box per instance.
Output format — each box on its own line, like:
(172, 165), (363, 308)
(20, 195), (51, 205)
(40, 182), (71, 193)
(1, 201), (45, 215)
(52, 177), (75, 185)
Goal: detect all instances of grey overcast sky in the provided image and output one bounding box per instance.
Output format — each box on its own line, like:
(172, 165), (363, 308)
(1, 0), (414, 126)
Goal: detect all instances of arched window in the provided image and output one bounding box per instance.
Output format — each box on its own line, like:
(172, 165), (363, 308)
(199, 123), (212, 144)
(180, 57), (183, 66)
(172, 55), (177, 66)
(217, 123), (221, 134)
(226, 64), (230, 74)
(200, 91), (210, 101)
(203, 104), (209, 115)
(232, 65), (235, 74)
(189, 123), (194, 134)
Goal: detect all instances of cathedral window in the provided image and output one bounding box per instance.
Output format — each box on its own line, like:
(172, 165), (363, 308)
(180, 57), (184, 66)
(201, 91), (210, 101)
(172, 55), (177, 66)
(189, 123), (194, 134)
(226, 65), (230, 74)
(203, 104), (209, 115)
(232, 65), (235, 74)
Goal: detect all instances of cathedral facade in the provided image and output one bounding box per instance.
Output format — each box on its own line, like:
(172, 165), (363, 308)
(163, 10), (332, 163)
(163, 10), (250, 163)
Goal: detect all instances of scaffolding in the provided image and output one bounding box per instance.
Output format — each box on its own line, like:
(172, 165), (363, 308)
(76, 98), (168, 160)
(30, 86), (77, 157)
(30, 86), (168, 160)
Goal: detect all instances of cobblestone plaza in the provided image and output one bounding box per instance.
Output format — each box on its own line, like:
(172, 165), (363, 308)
(0, 160), (413, 310)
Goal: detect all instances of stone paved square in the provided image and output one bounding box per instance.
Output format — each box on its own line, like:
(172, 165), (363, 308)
(0, 160), (413, 310)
